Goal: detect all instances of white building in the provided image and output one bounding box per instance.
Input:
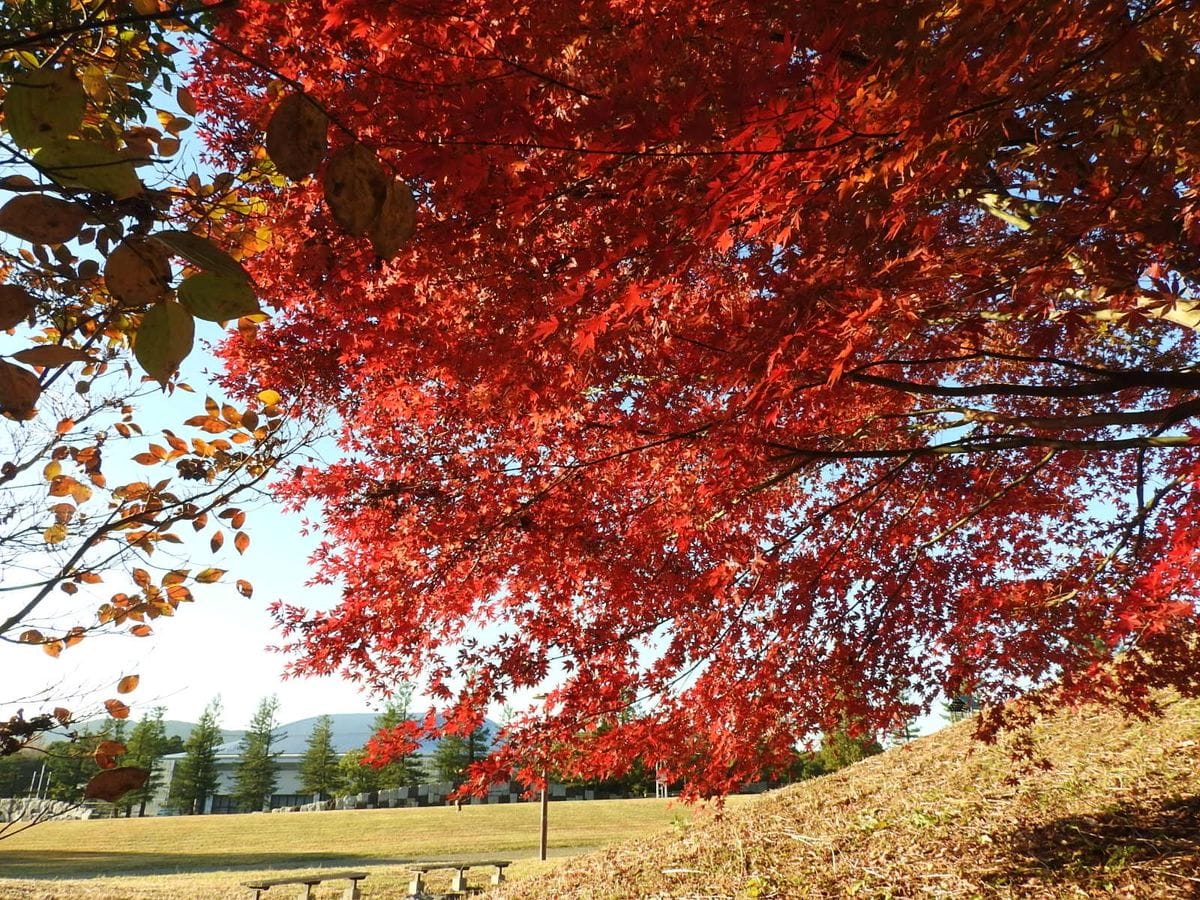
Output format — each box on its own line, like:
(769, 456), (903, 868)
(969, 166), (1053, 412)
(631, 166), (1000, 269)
(150, 713), (441, 815)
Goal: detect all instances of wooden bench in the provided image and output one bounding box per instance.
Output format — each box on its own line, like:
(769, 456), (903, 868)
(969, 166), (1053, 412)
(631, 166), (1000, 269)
(407, 860), (511, 896)
(243, 869), (368, 899)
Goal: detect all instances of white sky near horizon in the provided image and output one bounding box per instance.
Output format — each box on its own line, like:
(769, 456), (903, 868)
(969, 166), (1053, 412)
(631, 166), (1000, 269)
(0, 336), (390, 732)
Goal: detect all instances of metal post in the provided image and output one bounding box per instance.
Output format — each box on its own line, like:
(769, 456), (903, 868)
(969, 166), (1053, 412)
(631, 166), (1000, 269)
(539, 768), (549, 861)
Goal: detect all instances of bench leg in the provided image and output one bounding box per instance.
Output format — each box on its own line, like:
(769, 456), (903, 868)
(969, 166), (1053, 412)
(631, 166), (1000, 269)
(342, 879), (362, 900)
(450, 868), (468, 892)
(491, 867), (507, 886)
(298, 885), (313, 900)
(408, 871), (425, 897)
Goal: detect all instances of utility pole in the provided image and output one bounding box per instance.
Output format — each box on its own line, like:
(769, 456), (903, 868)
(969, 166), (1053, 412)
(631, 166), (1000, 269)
(533, 693), (550, 861)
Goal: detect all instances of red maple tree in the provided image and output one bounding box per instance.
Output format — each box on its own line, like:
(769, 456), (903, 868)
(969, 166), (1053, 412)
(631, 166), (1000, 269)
(198, 0), (1200, 795)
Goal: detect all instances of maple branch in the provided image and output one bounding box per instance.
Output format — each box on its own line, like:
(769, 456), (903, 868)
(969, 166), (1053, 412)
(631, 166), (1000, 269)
(0, 0), (236, 51)
(917, 450), (1057, 552)
(846, 369), (1200, 399)
(949, 398), (1200, 431)
(768, 433), (1199, 464)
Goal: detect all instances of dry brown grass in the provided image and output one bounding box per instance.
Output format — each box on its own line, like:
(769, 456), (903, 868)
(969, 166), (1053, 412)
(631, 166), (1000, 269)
(498, 695), (1200, 898)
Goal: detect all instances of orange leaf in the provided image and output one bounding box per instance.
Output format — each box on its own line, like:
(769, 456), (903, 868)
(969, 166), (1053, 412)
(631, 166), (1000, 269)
(84, 767), (148, 802)
(234, 531), (250, 554)
(129, 624), (152, 637)
(117, 674), (140, 694)
(236, 579), (254, 598)
(104, 699), (130, 719)
(93, 740), (127, 769)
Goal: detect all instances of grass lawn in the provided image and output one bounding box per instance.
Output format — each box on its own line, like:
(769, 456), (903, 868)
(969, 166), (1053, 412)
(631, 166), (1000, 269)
(0, 796), (749, 898)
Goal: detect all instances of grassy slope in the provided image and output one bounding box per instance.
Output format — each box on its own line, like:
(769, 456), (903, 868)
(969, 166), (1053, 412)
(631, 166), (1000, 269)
(499, 695), (1200, 899)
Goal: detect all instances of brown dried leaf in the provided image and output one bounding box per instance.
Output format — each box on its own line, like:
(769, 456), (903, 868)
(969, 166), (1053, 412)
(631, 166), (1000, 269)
(12, 345), (91, 367)
(0, 284), (38, 330)
(84, 767), (148, 802)
(0, 195), (87, 244)
(370, 178), (417, 259)
(104, 699), (130, 719)
(104, 238), (172, 306)
(323, 143), (388, 236)
(0, 359), (41, 419)
(267, 93), (328, 181)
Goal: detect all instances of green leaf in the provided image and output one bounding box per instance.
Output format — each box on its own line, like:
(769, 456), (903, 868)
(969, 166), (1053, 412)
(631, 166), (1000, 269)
(179, 272), (261, 322)
(134, 303), (194, 387)
(151, 231), (252, 283)
(2, 67), (87, 150)
(33, 140), (142, 199)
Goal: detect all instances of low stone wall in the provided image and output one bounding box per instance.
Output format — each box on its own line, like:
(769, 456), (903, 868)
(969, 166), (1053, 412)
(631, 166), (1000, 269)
(273, 780), (631, 814)
(0, 798), (92, 823)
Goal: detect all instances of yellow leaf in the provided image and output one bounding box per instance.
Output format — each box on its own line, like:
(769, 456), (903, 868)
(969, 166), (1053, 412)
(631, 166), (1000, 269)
(1, 67), (86, 150)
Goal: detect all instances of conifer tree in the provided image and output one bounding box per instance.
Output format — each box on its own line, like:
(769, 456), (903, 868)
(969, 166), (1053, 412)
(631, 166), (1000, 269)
(298, 715), (343, 801)
(233, 695), (283, 812)
(337, 749), (380, 795)
(170, 698), (224, 815)
(123, 708), (169, 817)
(371, 693), (425, 788)
(431, 725), (490, 786)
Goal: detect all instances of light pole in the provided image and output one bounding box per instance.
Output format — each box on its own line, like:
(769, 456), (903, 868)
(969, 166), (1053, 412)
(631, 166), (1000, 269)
(532, 693), (550, 861)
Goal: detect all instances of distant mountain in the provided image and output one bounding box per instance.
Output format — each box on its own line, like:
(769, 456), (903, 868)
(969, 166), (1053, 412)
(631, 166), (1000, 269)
(81, 713), (497, 758)
(73, 718), (240, 745)
(161, 720), (241, 745)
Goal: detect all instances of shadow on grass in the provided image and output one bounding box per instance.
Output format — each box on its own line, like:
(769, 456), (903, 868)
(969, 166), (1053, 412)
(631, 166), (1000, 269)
(0, 846), (560, 880)
(0, 850), (422, 879)
(991, 794), (1200, 886)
